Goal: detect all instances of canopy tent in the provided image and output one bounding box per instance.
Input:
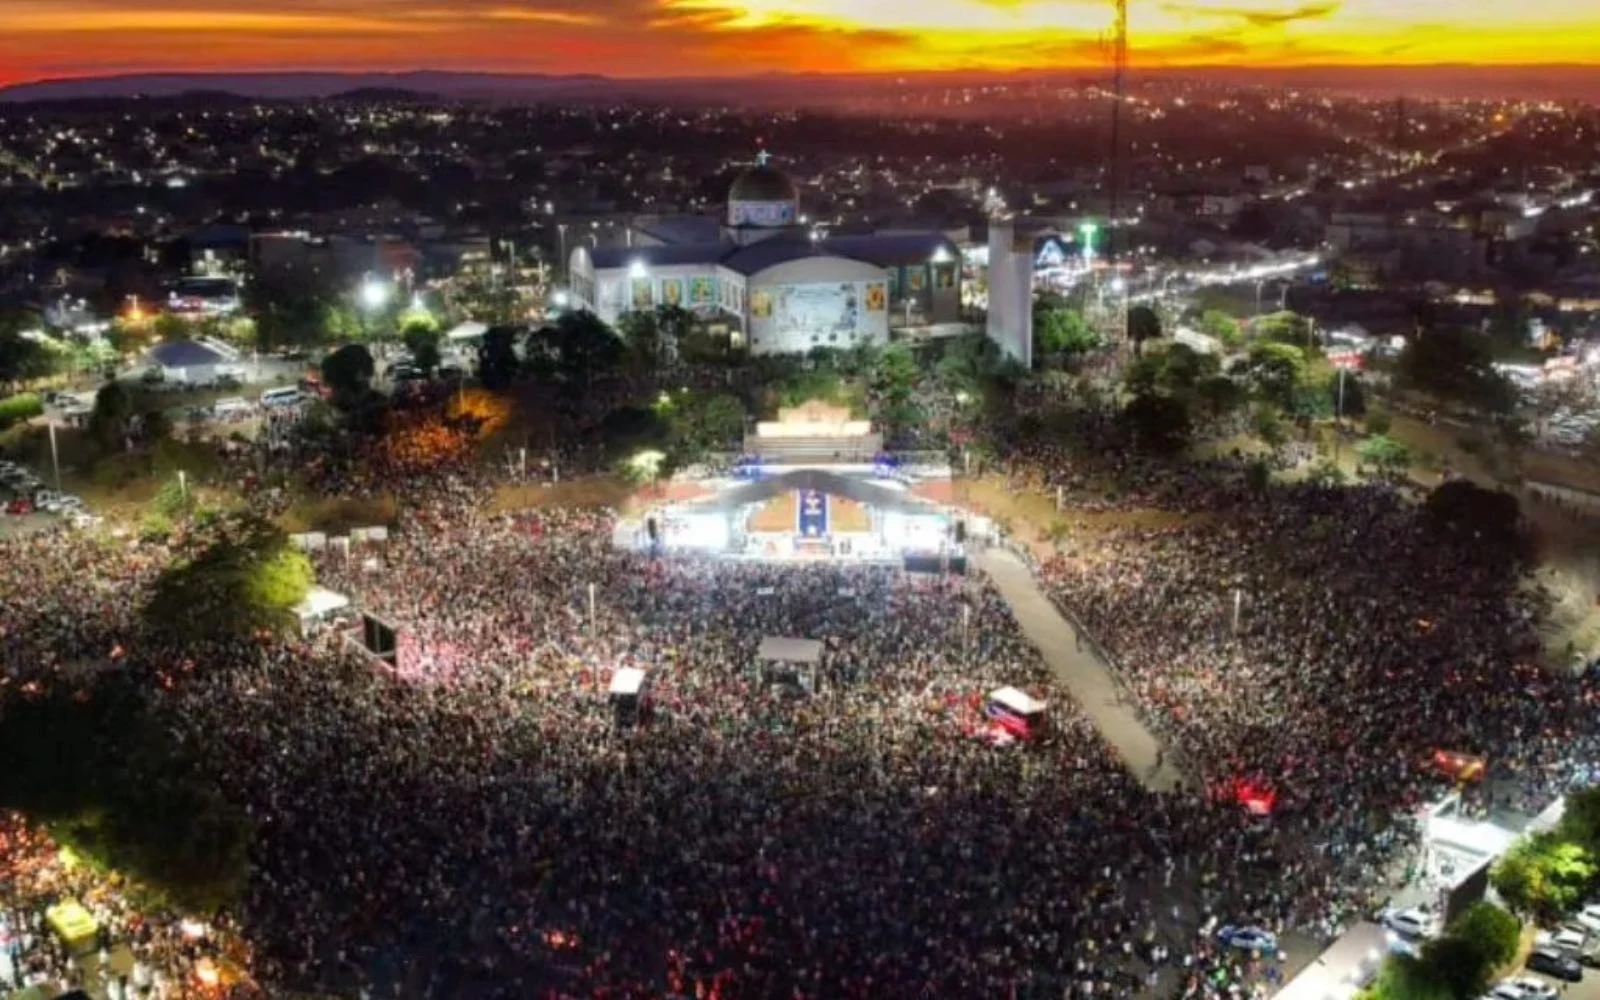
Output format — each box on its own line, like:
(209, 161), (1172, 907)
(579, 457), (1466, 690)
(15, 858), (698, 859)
(45, 899), (98, 953)
(757, 636), (822, 695)
(758, 636), (822, 664)
(294, 587), (350, 627)
(610, 667), (648, 696)
(445, 321), (489, 342)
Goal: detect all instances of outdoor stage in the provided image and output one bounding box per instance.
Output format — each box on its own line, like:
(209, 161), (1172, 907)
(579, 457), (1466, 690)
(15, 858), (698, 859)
(614, 465), (983, 569)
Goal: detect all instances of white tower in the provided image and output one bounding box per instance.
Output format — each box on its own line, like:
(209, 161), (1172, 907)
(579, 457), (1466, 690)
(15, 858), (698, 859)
(985, 217), (1033, 367)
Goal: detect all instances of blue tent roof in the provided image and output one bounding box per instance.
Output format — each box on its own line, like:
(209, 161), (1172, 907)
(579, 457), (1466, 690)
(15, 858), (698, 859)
(146, 340), (226, 368)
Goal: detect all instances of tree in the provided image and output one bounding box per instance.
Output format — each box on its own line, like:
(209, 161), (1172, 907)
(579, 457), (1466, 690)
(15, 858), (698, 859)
(1127, 304), (1162, 357)
(1155, 343), (1220, 395)
(1122, 392), (1191, 454)
(151, 312), (194, 342)
(1240, 341), (1307, 410)
(88, 380), (135, 449)
(1446, 901), (1521, 973)
(1419, 935), (1495, 1000)
(1034, 300), (1101, 363)
(1254, 311), (1315, 352)
(320, 343), (376, 407)
(1198, 309), (1243, 349)
(1357, 434), (1411, 476)
(0, 682), (253, 912)
(1396, 327), (1517, 416)
(143, 512), (313, 639)
(1492, 831), (1597, 923)
(617, 310), (664, 371)
(1196, 374), (1246, 418)
(478, 325), (522, 390)
(1559, 786), (1600, 856)
(1253, 406), (1288, 449)
(1362, 954), (1453, 1000)
(872, 342), (918, 406)
(544, 310), (625, 389)
(668, 392), (745, 461)
(0, 324), (51, 394)
(401, 320), (443, 375)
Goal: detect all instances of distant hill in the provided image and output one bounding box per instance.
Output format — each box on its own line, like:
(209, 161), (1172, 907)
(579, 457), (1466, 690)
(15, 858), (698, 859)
(0, 71), (610, 103)
(2, 65), (1597, 105)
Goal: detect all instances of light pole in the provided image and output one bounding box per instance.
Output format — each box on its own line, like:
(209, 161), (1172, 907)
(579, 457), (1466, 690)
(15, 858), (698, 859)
(556, 224), (568, 280)
(48, 421), (61, 492)
(177, 469), (187, 503)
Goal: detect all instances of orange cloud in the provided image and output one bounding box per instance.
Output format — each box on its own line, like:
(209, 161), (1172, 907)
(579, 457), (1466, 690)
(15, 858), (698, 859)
(0, 0), (1597, 88)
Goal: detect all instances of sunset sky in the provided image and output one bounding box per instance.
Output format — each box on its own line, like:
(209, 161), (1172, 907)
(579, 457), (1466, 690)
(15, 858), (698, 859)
(2, 0), (1598, 87)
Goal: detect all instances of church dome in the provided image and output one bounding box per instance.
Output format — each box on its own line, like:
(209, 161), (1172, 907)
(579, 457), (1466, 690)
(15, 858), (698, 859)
(729, 164), (798, 204)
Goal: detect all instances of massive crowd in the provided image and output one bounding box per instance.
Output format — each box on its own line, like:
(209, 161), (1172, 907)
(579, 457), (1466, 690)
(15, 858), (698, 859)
(3, 375), (1600, 999)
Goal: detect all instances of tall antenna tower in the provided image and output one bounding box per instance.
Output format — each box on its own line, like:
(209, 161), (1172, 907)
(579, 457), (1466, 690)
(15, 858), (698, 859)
(1107, 0), (1128, 266)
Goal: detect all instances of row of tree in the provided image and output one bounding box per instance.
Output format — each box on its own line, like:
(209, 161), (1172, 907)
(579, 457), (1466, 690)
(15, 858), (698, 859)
(1492, 786), (1600, 924)
(1361, 902), (1522, 1000)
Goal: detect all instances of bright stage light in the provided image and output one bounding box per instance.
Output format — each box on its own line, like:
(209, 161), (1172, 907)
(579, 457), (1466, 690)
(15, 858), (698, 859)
(360, 278), (391, 311)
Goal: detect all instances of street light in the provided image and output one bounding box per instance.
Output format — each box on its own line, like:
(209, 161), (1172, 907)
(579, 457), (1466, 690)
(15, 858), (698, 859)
(360, 278), (391, 312)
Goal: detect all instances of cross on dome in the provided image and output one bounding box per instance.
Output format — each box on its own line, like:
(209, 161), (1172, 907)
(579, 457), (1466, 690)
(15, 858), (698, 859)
(755, 148), (772, 167)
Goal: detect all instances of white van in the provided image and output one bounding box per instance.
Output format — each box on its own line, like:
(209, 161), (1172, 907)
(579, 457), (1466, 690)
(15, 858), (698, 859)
(212, 397), (254, 416)
(259, 387), (304, 408)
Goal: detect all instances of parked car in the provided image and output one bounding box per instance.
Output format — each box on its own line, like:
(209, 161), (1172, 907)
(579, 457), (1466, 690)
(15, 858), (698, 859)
(1527, 947), (1583, 982)
(1536, 926), (1587, 957)
(1574, 903), (1600, 934)
(1217, 925), (1278, 953)
(1499, 976), (1558, 1000)
(4, 497), (34, 515)
(1381, 907), (1436, 939)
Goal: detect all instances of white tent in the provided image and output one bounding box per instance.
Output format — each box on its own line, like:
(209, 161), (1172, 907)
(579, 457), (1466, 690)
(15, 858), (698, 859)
(445, 320), (489, 342)
(294, 586), (350, 625)
(610, 667), (648, 696)
(757, 636), (823, 664)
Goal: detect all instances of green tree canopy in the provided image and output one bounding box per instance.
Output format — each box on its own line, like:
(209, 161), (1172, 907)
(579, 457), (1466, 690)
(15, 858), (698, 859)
(478, 325), (523, 389)
(1357, 434), (1411, 475)
(144, 513), (314, 639)
(1034, 298), (1101, 363)
(0, 682), (252, 912)
(401, 321), (443, 375)
(872, 342), (918, 406)
(1240, 341), (1307, 410)
(1362, 954), (1453, 1000)
(1396, 327), (1517, 415)
(89, 379), (135, 449)
(1198, 309), (1243, 348)
(1492, 830), (1597, 923)
(1128, 304), (1163, 357)
(667, 392), (746, 461)
(320, 343), (376, 407)
(1560, 786), (1600, 856)
(1253, 311), (1315, 352)
(1122, 392), (1191, 454)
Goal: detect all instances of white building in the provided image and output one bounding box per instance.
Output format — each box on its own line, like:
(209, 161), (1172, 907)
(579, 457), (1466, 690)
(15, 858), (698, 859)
(567, 155), (963, 355)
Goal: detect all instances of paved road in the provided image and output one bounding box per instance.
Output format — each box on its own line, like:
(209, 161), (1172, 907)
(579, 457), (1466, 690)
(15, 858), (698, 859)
(976, 547), (1187, 792)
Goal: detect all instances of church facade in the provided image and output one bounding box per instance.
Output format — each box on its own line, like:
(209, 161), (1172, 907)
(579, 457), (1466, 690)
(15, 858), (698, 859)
(566, 154), (963, 356)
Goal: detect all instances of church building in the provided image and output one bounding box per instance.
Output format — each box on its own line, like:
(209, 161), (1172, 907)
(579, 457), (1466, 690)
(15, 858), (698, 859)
(566, 152), (964, 355)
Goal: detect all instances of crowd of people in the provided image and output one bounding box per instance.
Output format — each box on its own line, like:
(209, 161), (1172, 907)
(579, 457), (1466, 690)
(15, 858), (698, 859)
(4, 360), (1600, 999)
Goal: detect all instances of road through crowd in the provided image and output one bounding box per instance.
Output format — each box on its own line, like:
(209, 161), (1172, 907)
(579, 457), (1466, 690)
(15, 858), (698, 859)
(2, 445), (1599, 998)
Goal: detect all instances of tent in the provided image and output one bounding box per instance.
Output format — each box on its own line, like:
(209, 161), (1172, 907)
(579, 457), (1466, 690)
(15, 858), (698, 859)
(45, 899), (97, 953)
(757, 636), (822, 694)
(445, 321), (488, 342)
(294, 587), (350, 631)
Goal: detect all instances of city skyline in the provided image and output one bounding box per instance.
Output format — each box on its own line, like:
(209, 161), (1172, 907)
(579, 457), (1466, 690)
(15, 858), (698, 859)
(3, 0), (1599, 90)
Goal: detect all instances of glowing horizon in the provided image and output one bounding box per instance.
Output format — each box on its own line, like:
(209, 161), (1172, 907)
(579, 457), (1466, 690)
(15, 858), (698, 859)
(1, 0), (1597, 89)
